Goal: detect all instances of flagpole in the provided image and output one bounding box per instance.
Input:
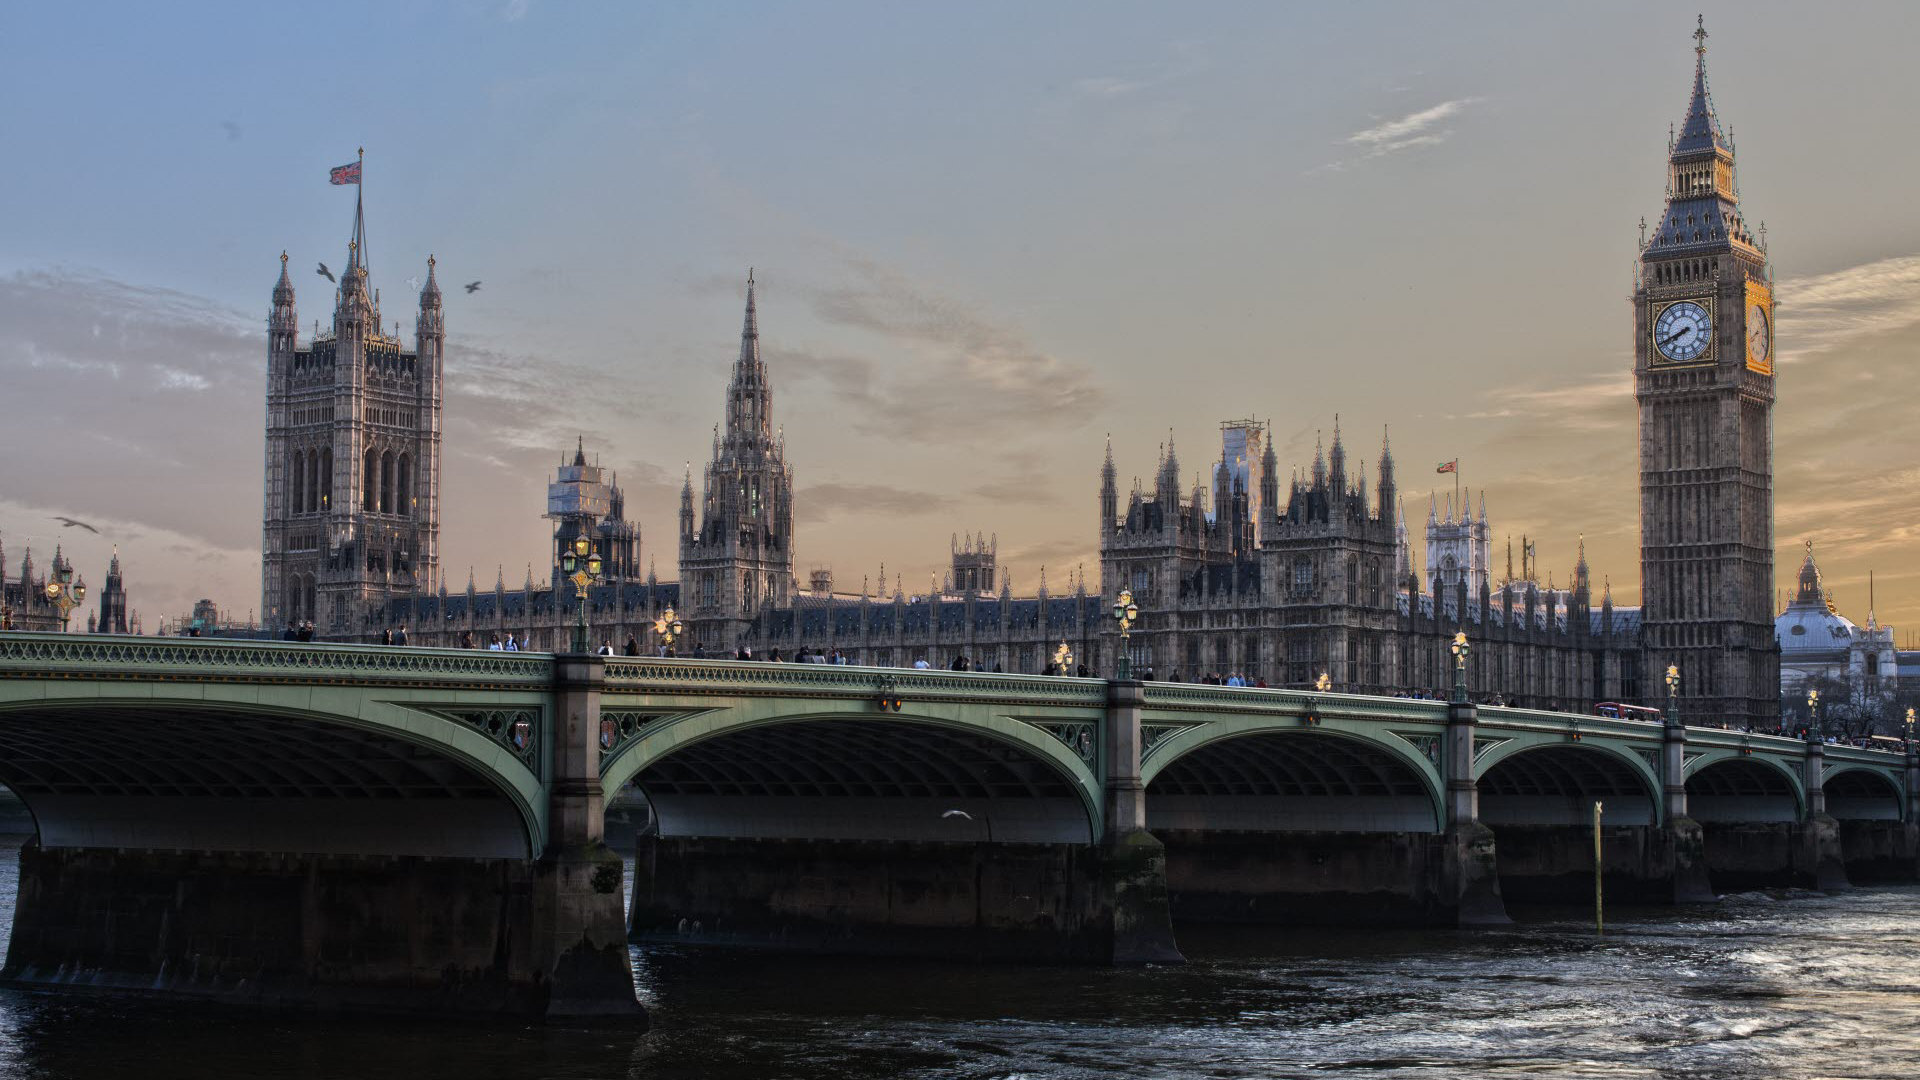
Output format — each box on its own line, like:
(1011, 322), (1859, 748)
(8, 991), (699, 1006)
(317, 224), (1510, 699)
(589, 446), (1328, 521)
(1455, 457), (1460, 518)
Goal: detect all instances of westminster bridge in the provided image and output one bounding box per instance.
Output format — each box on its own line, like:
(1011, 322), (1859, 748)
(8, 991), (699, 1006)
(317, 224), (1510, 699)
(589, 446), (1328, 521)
(0, 632), (1913, 1020)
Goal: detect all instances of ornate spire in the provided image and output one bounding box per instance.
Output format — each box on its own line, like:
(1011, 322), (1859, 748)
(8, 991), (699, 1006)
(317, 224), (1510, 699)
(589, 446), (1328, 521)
(273, 250), (295, 304)
(573, 435), (587, 468)
(1674, 16), (1729, 158)
(419, 254), (441, 309)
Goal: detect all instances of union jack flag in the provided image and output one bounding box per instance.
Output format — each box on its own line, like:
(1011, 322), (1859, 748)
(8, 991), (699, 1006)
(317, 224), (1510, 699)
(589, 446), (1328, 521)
(1435, 459), (1457, 474)
(328, 161), (362, 185)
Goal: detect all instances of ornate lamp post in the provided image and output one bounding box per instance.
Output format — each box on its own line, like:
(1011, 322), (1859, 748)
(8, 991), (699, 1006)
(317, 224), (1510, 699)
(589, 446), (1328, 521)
(1906, 706), (1916, 748)
(1448, 631), (1470, 704)
(1112, 589), (1139, 680)
(44, 562), (86, 634)
(1314, 672), (1332, 692)
(1805, 687), (1821, 743)
(1664, 665), (1681, 727)
(653, 606), (684, 658)
(559, 534), (603, 654)
(1053, 640), (1074, 675)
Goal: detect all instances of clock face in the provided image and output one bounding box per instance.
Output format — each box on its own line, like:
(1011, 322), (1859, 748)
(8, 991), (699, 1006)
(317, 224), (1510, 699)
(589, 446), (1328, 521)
(1654, 300), (1712, 363)
(1746, 303), (1771, 364)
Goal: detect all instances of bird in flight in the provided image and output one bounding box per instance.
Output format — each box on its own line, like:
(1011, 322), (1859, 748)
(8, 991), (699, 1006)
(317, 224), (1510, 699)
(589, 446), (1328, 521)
(405, 275), (421, 293)
(941, 809), (973, 820)
(316, 262), (335, 283)
(53, 517), (100, 534)
(464, 281), (482, 294)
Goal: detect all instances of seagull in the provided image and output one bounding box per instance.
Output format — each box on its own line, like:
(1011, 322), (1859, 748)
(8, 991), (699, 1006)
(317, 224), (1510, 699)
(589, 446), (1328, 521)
(464, 281), (482, 294)
(405, 275), (421, 293)
(316, 262), (335, 283)
(941, 809), (973, 820)
(53, 517), (100, 534)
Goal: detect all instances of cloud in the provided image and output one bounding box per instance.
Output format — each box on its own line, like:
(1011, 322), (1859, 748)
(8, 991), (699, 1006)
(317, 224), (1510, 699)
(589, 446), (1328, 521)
(502, 0), (530, 21)
(794, 483), (951, 526)
(777, 254), (1103, 440)
(1319, 98), (1482, 171)
(1775, 254), (1920, 365)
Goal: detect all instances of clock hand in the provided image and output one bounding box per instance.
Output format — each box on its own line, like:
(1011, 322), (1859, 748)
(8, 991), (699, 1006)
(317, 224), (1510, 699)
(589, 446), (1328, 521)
(1659, 326), (1694, 346)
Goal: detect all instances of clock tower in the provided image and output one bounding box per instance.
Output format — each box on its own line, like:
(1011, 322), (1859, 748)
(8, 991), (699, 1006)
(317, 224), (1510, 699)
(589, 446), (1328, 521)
(1635, 18), (1777, 728)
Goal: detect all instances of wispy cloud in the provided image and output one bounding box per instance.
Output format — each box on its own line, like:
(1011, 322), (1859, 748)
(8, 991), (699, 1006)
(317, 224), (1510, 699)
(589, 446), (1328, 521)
(776, 253), (1103, 441)
(1319, 97), (1482, 171)
(1775, 254), (1920, 364)
(795, 483), (951, 526)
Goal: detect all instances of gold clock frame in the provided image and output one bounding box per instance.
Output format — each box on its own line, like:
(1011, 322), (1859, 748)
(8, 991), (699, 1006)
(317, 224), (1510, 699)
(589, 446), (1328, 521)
(1744, 280), (1774, 375)
(1648, 295), (1716, 367)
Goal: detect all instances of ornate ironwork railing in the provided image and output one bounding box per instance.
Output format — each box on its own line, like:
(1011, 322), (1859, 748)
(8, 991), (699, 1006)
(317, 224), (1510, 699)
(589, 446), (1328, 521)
(0, 632), (552, 687)
(602, 657), (1108, 707)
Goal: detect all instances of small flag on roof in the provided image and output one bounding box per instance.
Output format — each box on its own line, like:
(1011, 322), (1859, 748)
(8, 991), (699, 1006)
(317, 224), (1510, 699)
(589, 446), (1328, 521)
(329, 161), (362, 185)
(1436, 459), (1458, 474)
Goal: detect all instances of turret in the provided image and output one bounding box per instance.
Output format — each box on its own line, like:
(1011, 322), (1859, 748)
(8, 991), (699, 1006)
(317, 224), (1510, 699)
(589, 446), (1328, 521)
(1328, 415), (1346, 495)
(679, 463), (695, 544)
(1100, 435), (1118, 532)
(1376, 427), (1396, 521)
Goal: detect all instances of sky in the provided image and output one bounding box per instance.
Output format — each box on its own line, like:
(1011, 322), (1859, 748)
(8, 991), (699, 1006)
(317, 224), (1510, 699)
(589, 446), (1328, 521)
(2, 2), (1918, 639)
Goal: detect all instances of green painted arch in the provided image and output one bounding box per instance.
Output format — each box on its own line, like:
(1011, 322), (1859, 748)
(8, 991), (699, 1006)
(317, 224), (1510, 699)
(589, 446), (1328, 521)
(1473, 733), (1665, 823)
(1137, 717), (1447, 829)
(1683, 749), (1808, 814)
(0, 690), (549, 858)
(600, 706), (1106, 841)
(1821, 764), (1908, 821)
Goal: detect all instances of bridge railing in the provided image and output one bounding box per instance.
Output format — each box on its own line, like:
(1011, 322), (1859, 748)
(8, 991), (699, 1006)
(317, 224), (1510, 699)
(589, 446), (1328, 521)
(601, 656), (1109, 706)
(0, 631), (553, 687)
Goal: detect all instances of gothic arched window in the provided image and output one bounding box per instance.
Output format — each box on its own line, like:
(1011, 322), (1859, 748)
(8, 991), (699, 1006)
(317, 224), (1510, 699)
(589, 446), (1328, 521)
(380, 451), (395, 514)
(320, 448), (332, 511)
(364, 450), (378, 512)
(397, 453), (412, 517)
(291, 450), (305, 516)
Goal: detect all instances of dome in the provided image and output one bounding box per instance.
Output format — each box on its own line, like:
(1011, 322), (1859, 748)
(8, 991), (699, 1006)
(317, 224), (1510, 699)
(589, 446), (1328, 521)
(1776, 604), (1856, 655)
(1776, 541), (1855, 654)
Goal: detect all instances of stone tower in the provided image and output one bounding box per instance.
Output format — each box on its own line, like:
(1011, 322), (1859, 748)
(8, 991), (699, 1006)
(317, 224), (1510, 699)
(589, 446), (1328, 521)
(679, 271), (795, 653)
(546, 438), (640, 587)
(1635, 18), (1777, 726)
(94, 547), (128, 634)
(261, 183), (443, 635)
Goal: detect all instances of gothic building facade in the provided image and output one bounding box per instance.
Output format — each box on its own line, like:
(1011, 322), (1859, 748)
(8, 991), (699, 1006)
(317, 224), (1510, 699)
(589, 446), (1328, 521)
(1099, 421), (1642, 707)
(336, 22), (1796, 718)
(1634, 19), (1779, 727)
(260, 188), (444, 634)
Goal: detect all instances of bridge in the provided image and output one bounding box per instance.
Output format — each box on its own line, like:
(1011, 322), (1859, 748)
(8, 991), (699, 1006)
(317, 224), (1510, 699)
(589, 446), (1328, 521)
(0, 632), (1913, 1019)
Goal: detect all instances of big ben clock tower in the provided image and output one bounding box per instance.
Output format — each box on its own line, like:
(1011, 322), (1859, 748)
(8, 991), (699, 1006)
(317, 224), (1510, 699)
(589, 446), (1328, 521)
(1635, 17), (1778, 728)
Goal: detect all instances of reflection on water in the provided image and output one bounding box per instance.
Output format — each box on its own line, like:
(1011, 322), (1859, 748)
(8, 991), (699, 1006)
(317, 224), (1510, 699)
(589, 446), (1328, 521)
(0, 838), (1913, 1079)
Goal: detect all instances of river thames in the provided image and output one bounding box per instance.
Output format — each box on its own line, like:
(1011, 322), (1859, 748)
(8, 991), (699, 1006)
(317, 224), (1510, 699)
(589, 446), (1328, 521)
(0, 847), (1913, 1079)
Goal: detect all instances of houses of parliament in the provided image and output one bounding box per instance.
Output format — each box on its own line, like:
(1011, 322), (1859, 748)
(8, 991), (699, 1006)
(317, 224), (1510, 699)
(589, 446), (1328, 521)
(252, 23), (1781, 724)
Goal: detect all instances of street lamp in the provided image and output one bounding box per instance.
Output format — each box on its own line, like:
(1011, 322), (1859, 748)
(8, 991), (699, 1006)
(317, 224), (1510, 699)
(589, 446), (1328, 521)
(1905, 706), (1916, 748)
(1112, 589), (1139, 680)
(1664, 664), (1681, 727)
(1315, 672), (1332, 692)
(1805, 687), (1821, 743)
(559, 534), (604, 654)
(1053, 640), (1074, 675)
(1449, 631), (1470, 704)
(43, 561), (86, 634)
(653, 606), (684, 657)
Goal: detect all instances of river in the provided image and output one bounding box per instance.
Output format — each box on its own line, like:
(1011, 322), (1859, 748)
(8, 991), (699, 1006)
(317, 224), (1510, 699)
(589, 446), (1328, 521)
(0, 844), (1912, 1079)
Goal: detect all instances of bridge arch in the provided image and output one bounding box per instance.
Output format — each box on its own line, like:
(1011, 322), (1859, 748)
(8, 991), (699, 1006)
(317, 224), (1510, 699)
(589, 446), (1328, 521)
(1475, 740), (1660, 826)
(1140, 724), (1445, 833)
(0, 692), (547, 859)
(1824, 766), (1905, 822)
(1684, 755), (1805, 823)
(603, 708), (1103, 844)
